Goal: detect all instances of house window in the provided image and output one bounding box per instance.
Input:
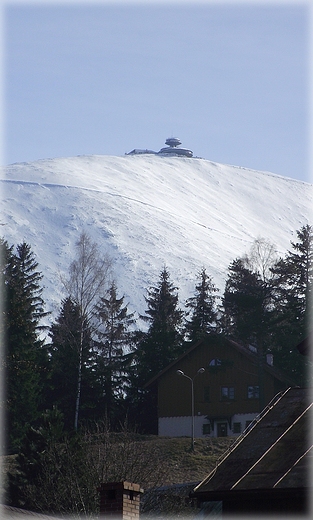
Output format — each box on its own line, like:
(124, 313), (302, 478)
(233, 422), (241, 434)
(247, 385), (260, 399)
(204, 386), (210, 402)
(221, 386), (235, 400)
(209, 358), (222, 366)
(202, 423), (211, 435)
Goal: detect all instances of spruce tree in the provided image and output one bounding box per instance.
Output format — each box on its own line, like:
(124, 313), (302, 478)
(222, 258), (272, 347)
(128, 267), (184, 433)
(137, 266), (184, 381)
(94, 282), (135, 424)
(1, 239), (48, 450)
(221, 229), (313, 387)
(185, 268), (219, 343)
(270, 224), (313, 384)
(221, 255), (276, 409)
(272, 225), (312, 331)
(48, 297), (99, 430)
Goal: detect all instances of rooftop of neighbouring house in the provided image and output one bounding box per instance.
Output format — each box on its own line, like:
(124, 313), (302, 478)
(193, 386), (312, 497)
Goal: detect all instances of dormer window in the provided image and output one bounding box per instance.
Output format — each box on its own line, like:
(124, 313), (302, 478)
(209, 358), (222, 366)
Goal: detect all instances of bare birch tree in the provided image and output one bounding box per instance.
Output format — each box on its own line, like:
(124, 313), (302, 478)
(242, 237), (277, 282)
(63, 231), (112, 429)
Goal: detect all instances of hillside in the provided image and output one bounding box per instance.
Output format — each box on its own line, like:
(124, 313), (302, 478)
(2, 435), (234, 517)
(1, 154), (312, 326)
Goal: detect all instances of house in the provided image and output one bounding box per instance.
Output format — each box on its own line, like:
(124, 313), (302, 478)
(297, 332), (313, 359)
(191, 386), (312, 516)
(146, 335), (295, 438)
(1, 505), (64, 518)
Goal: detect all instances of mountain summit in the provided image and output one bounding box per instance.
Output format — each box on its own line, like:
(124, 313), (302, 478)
(1, 154), (312, 321)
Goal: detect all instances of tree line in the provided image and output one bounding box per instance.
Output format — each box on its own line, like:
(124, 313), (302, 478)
(1, 225), (312, 452)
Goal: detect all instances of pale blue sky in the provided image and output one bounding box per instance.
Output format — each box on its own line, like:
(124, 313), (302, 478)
(3, 1), (311, 181)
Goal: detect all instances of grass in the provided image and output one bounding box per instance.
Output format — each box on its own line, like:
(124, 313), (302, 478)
(1, 435), (234, 486)
(1, 435), (235, 517)
(136, 436), (234, 517)
(148, 436), (234, 485)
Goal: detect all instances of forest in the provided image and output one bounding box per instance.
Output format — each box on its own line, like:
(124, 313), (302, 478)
(0, 224), (312, 514)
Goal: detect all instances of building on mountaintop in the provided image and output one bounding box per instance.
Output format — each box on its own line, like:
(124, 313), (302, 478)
(126, 148), (156, 156)
(126, 137), (193, 157)
(158, 137), (193, 157)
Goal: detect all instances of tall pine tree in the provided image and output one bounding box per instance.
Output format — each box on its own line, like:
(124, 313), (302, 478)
(185, 268), (219, 343)
(1, 239), (48, 450)
(128, 267), (184, 433)
(270, 224), (313, 384)
(221, 253), (276, 409)
(222, 258), (272, 348)
(94, 282), (135, 424)
(137, 266), (184, 381)
(48, 297), (99, 430)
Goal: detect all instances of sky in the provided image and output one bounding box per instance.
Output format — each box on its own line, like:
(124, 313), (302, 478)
(2, 0), (312, 181)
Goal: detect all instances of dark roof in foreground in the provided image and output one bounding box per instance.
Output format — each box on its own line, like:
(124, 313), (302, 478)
(297, 332), (313, 358)
(192, 387), (312, 498)
(0, 505), (64, 519)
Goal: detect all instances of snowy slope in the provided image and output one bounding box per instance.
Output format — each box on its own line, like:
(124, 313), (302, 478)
(1, 154), (312, 327)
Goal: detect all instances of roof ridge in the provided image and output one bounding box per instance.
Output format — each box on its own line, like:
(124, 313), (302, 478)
(230, 401), (313, 490)
(194, 387), (291, 491)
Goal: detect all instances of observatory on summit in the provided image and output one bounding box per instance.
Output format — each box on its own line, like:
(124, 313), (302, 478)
(158, 137), (193, 157)
(126, 137), (193, 157)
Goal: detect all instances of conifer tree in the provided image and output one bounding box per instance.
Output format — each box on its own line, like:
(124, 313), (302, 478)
(222, 258), (271, 346)
(94, 282), (135, 423)
(221, 229), (312, 387)
(137, 266), (184, 381)
(128, 267), (184, 433)
(1, 239), (48, 450)
(272, 225), (312, 330)
(48, 297), (99, 430)
(185, 268), (219, 343)
(270, 224), (313, 384)
(221, 253), (276, 409)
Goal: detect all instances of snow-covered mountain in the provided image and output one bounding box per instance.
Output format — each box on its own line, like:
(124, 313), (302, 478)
(1, 154), (312, 327)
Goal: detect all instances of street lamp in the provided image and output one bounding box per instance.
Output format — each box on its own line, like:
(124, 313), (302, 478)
(176, 367), (205, 450)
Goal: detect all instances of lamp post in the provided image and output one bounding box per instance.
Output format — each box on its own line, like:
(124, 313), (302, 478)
(176, 367), (205, 450)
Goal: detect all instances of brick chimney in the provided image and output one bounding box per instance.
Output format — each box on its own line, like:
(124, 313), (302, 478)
(98, 481), (144, 519)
